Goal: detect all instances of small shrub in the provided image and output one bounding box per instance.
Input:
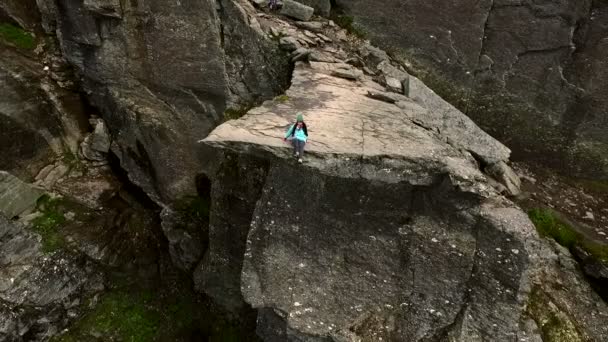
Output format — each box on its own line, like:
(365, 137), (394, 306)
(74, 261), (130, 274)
(0, 23), (35, 49)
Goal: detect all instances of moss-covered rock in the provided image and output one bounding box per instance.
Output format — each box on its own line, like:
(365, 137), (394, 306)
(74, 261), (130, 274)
(526, 287), (584, 342)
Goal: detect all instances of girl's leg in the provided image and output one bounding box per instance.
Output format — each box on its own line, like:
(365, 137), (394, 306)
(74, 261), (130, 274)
(298, 140), (305, 157)
(292, 139), (298, 156)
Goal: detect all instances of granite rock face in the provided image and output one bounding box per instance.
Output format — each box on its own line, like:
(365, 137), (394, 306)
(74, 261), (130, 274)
(334, 0), (608, 180)
(0, 42), (87, 181)
(38, 0), (290, 203)
(198, 48), (608, 340)
(0, 215), (103, 341)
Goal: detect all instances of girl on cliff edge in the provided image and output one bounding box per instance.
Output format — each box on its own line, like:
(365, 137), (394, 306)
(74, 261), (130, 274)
(283, 113), (308, 163)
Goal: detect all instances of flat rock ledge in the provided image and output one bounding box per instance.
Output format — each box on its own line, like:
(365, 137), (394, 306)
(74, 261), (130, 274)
(199, 61), (608, 341)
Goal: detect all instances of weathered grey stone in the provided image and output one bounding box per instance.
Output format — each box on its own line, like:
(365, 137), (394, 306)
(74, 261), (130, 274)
(485, 161), (521, 196)
(334, 0), (608, 180)
(385, 76), (402, 93)
(161, 207), (207, 272)
(366, 90), (397, 104)
(200, 60), (608, 341)
(80, 118), (111, 162)
(0, 171), (43, 218)
(291, 48), (311, 62)
(83, 0), (122, 18)
(281, 0), (314, 21)
(41, 0), (291, 203)
(403, 75), (511, 165)
(294, 0), (330, 16)
(0, 214), (103, 341)
(279, 36), (301, 51)
(359, 43), (389, 67)
(0, 47), (86, 181)
(294, 21), (325, 33)
(331, 67), (363, 80)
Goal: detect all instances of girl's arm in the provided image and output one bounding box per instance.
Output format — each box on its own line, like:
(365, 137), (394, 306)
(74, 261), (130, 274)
(284, 124), (294, 139)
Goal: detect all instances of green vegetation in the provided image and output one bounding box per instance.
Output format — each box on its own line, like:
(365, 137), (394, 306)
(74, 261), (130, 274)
(53, 291), (160, 342)
(528, 208), (608, 262)
(62, 148), (86, 173)
(31, 195), (66, 253)
(53, 279), (257, 342)
(526, 288), (583, 342)
(331, 15), (367, 38)
(224, 104), (253, 121)
(274, 94), (289, 103)
(0, 23), (36, 49)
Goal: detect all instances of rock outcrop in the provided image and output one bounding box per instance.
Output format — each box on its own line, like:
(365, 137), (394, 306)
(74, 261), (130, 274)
(38, 0), (291, 203)
(196, 13), (608, 340)
(0, 39), (87, 181)
(334, 0), (608, 180)
(0, 214), (103, 341)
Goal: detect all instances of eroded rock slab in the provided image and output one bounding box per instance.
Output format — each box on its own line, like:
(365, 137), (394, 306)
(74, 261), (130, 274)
(0, 215), (103, 341)
(201, 59), (608, 340)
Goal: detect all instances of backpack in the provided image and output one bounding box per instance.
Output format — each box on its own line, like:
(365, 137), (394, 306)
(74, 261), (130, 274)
(290, 122), (308, 137)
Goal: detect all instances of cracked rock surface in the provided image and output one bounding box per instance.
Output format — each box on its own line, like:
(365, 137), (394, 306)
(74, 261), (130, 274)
(335, 0), (608, 180)
(198, 7), (608, 341)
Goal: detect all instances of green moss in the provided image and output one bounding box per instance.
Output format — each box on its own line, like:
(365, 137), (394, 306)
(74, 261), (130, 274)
(526, 287), (583, 342)
(274, 94), (289, 103)
(528, 208), (608, 262)
(31, 195), (66, 253)
(223, 104), (253, 121)
(331, 15), (367, 38)
(0, 23), (36, 50)
(54, 279), (260, 342)
(53, 291), (161, 342)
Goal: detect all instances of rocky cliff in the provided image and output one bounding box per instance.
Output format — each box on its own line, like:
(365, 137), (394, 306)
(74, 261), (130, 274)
(335, 0), (608, 180)
(196, 12), (608, 340)
(37, 0), (290, 203)
(2, 0), (608, 341)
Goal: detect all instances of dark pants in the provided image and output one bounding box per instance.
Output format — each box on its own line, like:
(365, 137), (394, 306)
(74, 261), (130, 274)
(292, 139), (305, 157)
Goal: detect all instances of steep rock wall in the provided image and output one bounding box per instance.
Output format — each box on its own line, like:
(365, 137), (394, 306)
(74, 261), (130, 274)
(335, 0), (608, 180)
(199, 58), (608, 339)
(38, 0), (290, 203)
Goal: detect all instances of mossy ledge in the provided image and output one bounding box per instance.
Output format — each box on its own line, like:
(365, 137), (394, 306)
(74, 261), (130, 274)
(528, 207), (608, 262)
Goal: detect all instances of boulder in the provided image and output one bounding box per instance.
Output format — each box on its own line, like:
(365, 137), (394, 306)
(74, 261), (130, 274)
(279, 36), (301, 51)
(80, 117), (111, 162)
(281, 0), (315, 21)
(294, 21), (325, 33)
(485, 161), (521, 197)
(0, 171), (43, 218)
(385, 76), (403, 93)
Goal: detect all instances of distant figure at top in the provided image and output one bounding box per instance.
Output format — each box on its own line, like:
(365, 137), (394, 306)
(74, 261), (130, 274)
(283, 113), (308, 163)
(268, 0), (278, 10)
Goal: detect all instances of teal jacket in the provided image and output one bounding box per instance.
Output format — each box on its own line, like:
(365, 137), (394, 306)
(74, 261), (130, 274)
(285, 123), (308, 142)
